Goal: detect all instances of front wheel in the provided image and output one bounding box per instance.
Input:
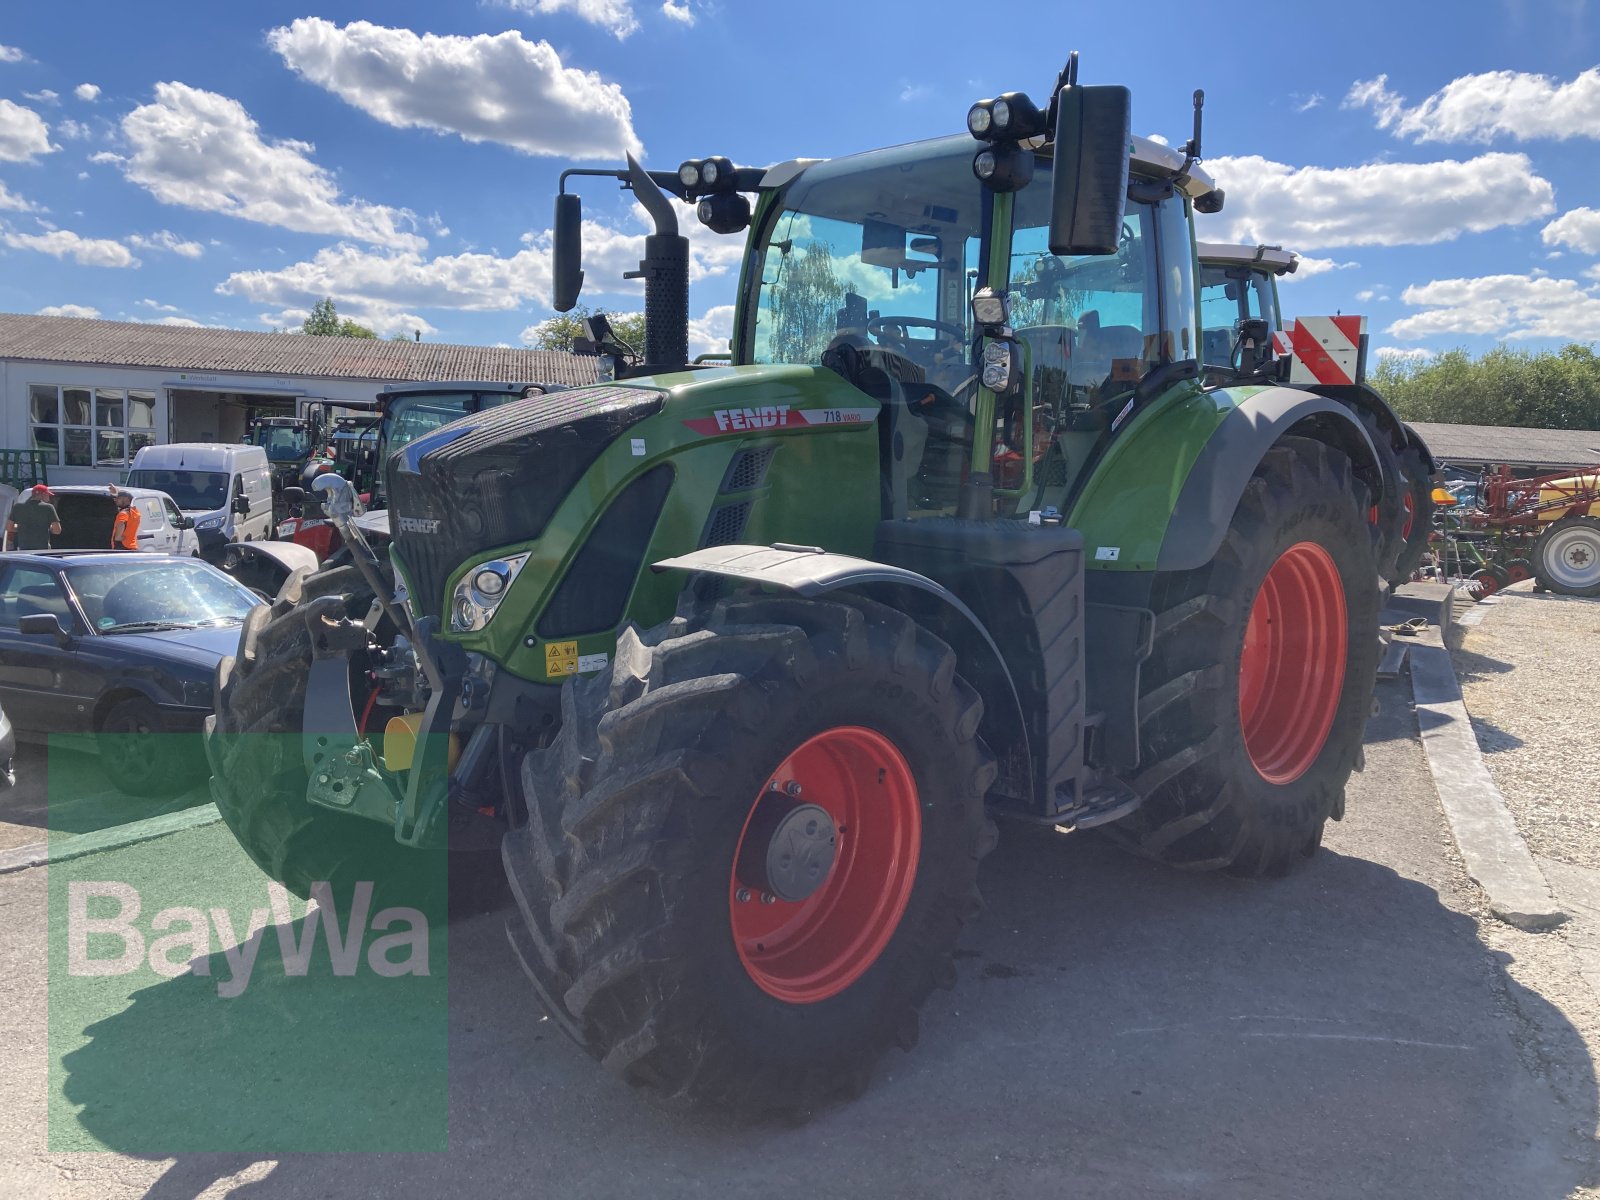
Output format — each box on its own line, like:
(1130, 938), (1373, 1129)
(503, 594), (994, 1112)
(1110, 436), (1381, 876)
(99, 697), (197, 797)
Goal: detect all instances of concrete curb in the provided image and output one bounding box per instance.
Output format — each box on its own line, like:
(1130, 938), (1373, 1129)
(0, 802), (222, 876)
(1408, 638), (1564, 931)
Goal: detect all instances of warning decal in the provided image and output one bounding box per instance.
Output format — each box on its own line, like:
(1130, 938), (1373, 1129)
(544, 640), (579, 676)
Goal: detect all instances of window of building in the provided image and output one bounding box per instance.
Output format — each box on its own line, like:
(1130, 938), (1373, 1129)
(27, 384), (157, 468)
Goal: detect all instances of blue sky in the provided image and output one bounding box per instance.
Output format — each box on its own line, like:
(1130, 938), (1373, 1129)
(0, 0), (1596, 360)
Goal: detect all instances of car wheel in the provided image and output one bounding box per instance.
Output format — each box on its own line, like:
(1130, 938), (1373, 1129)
(98, 697), (197, 797)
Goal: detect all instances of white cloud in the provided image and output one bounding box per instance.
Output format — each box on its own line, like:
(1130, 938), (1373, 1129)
(1281, 256), (1358, 280)
(120, 82), (422, 249)
(138, 315), (203, 327)
(1202, 152), (1554, 249)
(1345, 68), (1600, 143)
(22, 89), (58, 105)
(138, 299), (182, 312)
(0, 99), (55, 162)
(1541, 207), (1600, 255)
(661, 1), (694, 23)
(1375, 346), (1433, 361)
(0, 45), (27, 63)
(74, 83), (100, 102)
(1144, 132), (1169, 146)
(267, 19), (641, 160)
(0, 180), (38, 212)
(56, 119), (90, 140)
(499, 0), (640, 38)
(4, 228), (138, 267)
(37, 303), (100, 319)
(687, 303), (734, 355)
(1355, 288), (1390, 303)
(899, 83), (930, 103)
(1387, 274), (1600, 341)
(88, 150), (123, 165)
(1293, 92), (1324, 112)
(127, 229), (204, 258)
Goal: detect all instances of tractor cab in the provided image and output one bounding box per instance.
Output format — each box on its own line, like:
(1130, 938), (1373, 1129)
(1195, 241), (1296, 377)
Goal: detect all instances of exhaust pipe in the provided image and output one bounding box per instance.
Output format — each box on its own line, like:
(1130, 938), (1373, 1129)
(623, 154), (690, 371)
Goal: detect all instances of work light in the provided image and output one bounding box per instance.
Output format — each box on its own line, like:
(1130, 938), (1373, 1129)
(972, 142), (1034, 192)
(970, 286), (1009, 329)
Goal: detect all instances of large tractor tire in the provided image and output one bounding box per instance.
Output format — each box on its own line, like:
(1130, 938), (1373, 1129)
(503, 594), (994, 1113)
(206, 564), (419, 901)
(1533, 516), (1600, 596)
(1357, 412), (1409, 587)
(1391, 440), (1435, 584)
(1110, 436), (1380, 877)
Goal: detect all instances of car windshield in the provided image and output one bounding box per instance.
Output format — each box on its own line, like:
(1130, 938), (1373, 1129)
(254, 424), (311, 461)
(65, 559), (259, 632)
(124, 469), (229, 510)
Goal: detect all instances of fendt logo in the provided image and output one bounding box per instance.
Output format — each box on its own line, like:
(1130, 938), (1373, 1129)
(682, 405), (876, 437)
(398, 515), (443, 535)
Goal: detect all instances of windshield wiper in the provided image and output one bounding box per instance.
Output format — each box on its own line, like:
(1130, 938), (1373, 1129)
(102, 621), (200, 634)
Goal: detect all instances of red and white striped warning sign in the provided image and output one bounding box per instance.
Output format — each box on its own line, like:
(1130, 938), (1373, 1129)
(1270, 329), (1294, 358)
(1287, 316), (1367, 386)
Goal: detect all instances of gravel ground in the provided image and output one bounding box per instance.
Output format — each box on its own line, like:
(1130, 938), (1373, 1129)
(1454, 586), (1600, 870)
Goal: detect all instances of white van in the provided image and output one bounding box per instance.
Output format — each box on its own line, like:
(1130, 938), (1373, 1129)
(126, 444), (273, 544)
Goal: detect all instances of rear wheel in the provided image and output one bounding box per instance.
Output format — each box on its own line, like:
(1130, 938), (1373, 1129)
(1391, 441), (1435, 584)
(1534, 516), (1600, 597)
(1110, 437), (1380, 876)
(1503, 557), (1534, 585)
(502, 594), (993, 1112)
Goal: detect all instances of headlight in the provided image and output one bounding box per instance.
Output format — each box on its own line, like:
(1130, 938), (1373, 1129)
(967, 102), (993, 137)
(990, 98), (1011, 132)
(449, 553), (528, 633)
(677, 161), (701, 188)
(195, 514), (225, 530)
(981, 341), (1013, 391)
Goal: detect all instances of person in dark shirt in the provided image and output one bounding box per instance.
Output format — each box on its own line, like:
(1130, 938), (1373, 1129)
(7, 484), (62, 551)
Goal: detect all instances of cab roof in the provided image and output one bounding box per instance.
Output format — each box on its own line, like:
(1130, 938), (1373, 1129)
(1196, 241), (1299, 274)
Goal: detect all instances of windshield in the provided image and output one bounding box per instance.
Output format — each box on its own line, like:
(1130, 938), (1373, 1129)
(749, 137), (984, 397)
(252, 423), (311, 462)
(1198, 264), (1276, 367)
(124, 469), (229, 510)
(384, 393), (516, 454)
(65, 559), (260, 632)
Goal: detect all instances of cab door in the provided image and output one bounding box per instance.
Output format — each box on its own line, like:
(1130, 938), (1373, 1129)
(163, 496), (196, 555)
(0, 564), (89, 732)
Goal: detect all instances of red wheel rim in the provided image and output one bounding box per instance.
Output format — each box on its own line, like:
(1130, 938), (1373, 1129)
(729, 726), (921, 1004)
(1400, 490), (1416, 540)
(1504, 561), (1531, 583)
(1472, 569), (1501, 597)
(1238, 542), (1348, 785)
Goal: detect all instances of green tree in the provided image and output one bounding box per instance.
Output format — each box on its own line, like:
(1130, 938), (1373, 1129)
(302, 297), (377, 339)
(1373, 343), (1600, 430)
(525, 305), (646, 354)
(769, 242), (843, 364)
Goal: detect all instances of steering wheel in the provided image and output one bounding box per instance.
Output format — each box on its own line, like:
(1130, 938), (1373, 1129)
(868, 315), (966, 354)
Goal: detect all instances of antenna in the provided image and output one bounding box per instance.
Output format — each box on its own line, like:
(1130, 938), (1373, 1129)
(1178, 89), (1205, 177)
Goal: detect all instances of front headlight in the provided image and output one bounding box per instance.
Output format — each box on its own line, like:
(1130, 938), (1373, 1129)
(981, 340), (1013, 391)
(449, 553), (529, 633)
(195, 514), (225, 530)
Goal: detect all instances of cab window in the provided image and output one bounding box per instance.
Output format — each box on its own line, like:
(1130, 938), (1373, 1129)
(1198, 265), (1273, 368)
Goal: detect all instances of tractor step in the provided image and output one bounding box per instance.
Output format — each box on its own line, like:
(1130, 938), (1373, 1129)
(1051, 781), (1143, 831)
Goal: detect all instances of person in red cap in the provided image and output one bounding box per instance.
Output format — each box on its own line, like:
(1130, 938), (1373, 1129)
(7, 484), (62, 551)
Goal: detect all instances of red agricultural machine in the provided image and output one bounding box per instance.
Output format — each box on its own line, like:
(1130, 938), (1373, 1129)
(1431, 465), (1600, 597)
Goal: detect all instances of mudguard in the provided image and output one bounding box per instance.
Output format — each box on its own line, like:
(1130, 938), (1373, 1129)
(1156, 388), (1382, 572)
(652, 543), (1035, 803)
(223, 539), (320, 597)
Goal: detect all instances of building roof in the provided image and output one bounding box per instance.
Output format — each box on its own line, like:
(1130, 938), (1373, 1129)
(0, 312), (601, 388)
(1410, 421), (1600, 471)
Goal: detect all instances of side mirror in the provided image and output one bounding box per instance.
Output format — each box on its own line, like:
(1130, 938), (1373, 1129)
(1237, 317), (1272, 375)
(232, 495), (251, 515)
(281, 486), (306, 505)
(173, 515), (193, 530)
(18, 612), (71, 646)
(553, 192), (584, 313)
(1048, 84), (1132, 257)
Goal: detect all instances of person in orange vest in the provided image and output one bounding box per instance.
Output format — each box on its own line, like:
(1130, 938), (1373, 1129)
(110, 490), (141, 550)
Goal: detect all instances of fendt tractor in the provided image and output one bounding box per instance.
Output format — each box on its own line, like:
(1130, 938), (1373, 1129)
(1196, 241), (1438, 587)
(208, 61), (1401, 1112)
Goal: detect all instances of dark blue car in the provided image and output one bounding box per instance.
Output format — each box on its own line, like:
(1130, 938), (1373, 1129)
(0, 552), (263, 795)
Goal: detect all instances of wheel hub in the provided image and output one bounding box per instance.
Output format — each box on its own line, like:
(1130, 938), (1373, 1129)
(737, 793), (838, 902)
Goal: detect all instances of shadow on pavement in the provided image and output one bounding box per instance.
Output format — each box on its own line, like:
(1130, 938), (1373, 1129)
(56, 816), (1598, 1199)
(0, 741), (211, 846)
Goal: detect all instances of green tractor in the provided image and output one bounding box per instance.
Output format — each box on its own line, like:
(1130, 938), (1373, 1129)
(1196, 240), (1437, 586)
(208, 64), (1393, 1111)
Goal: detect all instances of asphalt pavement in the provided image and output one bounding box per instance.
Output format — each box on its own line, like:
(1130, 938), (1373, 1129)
(1, 674), (1597, 1199)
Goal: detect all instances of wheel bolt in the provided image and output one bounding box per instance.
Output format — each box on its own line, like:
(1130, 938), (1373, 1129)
(761, 892), (776, 905)
(735, 888), (751, 903)
(785, 781), (803, 797)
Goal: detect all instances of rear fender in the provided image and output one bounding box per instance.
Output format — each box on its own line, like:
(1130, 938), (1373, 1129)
(1156, 388), (1382, 572)
(652, 544), (1035, 804)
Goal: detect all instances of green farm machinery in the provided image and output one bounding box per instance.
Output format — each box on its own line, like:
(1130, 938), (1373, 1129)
(208, 61), (1400, 1111)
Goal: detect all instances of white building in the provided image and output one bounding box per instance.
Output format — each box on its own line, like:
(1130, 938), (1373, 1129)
(0, 313), (598, 486)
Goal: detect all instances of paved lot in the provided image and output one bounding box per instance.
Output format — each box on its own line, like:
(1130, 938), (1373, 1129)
(0, 742), (212, 853)
(2, 675), (1598, 1199)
